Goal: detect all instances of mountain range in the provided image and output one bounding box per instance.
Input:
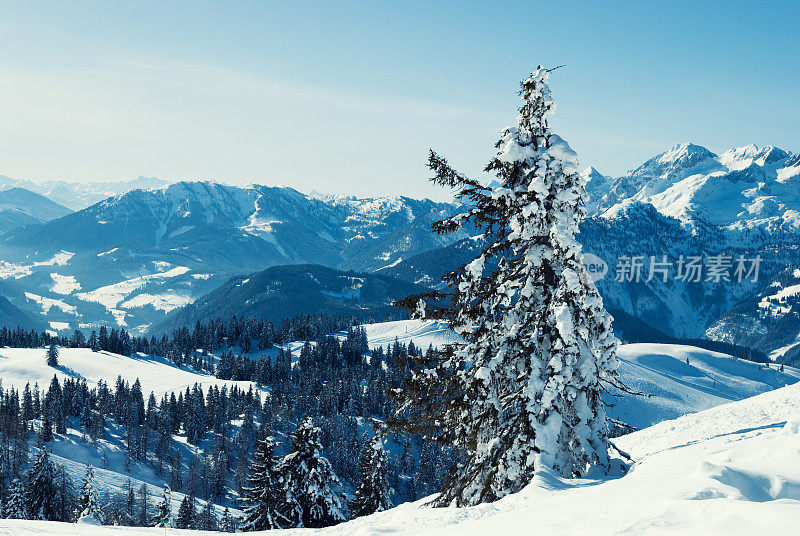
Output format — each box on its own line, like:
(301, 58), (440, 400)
(0, 181), (464, 333)
(0, 175), (168, 211)
(150, 263), (428, 334)
(2, 142), (800, 364)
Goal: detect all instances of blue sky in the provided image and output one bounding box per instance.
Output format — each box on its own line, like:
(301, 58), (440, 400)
(0, 1), (797, 199)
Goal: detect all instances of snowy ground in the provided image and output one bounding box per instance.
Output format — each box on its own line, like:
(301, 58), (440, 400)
(2, 382), (798, 535)
(0, 348), (258, 397)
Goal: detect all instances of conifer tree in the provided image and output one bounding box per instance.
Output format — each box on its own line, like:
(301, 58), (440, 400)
(46, 344), (59, 367)
(392, 67), (621, 506)
(26, 448), (58, 520)
(195, 501), (217, 531)
(176, 495), (195, 529)
(280, 418), (346, 528)
(349, 435), (392, 517)
(137, 483), (149, 527)
(77, 464), (101, 523)
(5, 478), (28, 519)
(241, 434), (288, 531)
(153, 483), (172, 527)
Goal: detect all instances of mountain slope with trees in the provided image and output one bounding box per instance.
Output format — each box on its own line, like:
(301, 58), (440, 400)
(149, 264), (427, 334)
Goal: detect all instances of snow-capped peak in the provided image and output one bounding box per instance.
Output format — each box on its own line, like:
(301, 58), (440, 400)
(718, 144), (790, 171)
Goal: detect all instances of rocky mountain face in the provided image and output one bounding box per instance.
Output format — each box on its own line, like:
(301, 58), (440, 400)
(0, 182), (465, 333)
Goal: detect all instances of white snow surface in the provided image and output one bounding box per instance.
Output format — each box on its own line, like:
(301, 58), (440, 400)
(0, 347), (258, 397)
(3, 382), (799, 535)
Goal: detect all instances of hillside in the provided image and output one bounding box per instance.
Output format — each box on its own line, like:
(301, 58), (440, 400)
(150, 264), (427, 334)
(0, 187), (72, 234)
(4, 380), (798, 535)
(0, 294), (44, 330)
(0, 347), (258, 397)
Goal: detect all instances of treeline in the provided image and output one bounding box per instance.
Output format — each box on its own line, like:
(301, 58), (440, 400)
(0, 313), (367, 361)
(0, 316), (452, 530)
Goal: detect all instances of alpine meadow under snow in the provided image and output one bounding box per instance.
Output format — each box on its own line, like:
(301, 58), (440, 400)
(0, 60), (798, 535)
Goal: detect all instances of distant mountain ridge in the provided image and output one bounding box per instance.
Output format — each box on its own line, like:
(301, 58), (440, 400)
(150, 263), (427, 334)
(0, 175), (168, 210)
(2, 143), (800, 360)
(0, 181), (465, 332)
(0, 187), (72, 234)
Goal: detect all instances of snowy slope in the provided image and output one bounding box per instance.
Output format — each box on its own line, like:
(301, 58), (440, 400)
(612, 343), (799, 429)
(360, 319), (462, 350)
(0, 347), (258, 397)
(4, 383), (799, 535)
(358, 320), (800, 429)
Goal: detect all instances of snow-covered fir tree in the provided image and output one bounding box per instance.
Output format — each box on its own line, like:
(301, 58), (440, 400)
(195, 501), (218, 531)
(176, 495), (195, 529)
(77, 464), (101, 523)
(153, 483), (172, 527)
(46, 344), (59, 367)
(241, 434), (288, 531)
(5, 478), (28, 519)
(25, 448), (58, 520)
(280, 418), (346, 528)
(393, 67), (621, 506)
(349, 435), (392, 517)
(136, 483), (149, 526)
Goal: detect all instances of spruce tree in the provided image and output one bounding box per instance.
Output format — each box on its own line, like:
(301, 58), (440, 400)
(176, 496), (195, 529)
(6, 478), (28, 519)
(280, 418), (346, 528)
(26, 448), (58, 520)
(77, 464), (101, 523)
(137, 483), (149, 526)
(392, 67), (621, 506)
(46, 344), (59, 367)
(241, 434), (288, 531)
(349, 435), (392, 517)
(195, 501), (217, 531)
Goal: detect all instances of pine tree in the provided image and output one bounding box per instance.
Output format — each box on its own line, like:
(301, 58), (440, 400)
(137, 483), (149, 527)
(280, 418), (346, 528)
(77, 464), (101, 523)
(241, 434), (288, 531)
(26, 448), (58, 520)
(392, 67), (622, 506)
(349, 435), (392, 517)
(153, 483), (172, 527)
(220, 506), (236, 532)
(195, 501), (217, 531)
(5, 478), (28, 519)
(176, 496), (195, 529)
(89, 331), (100, 352)
(46, 344), (59, 367)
